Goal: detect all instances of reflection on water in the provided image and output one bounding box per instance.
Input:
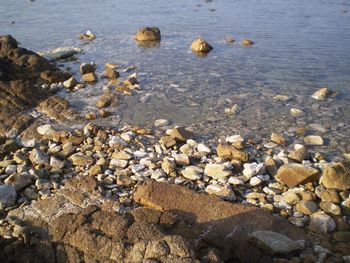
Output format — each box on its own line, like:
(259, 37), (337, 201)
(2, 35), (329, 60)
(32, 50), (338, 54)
(1, 0), (350, 156)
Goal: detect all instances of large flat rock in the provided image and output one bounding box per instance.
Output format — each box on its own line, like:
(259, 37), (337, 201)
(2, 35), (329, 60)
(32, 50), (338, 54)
(134, 181), (311, 262)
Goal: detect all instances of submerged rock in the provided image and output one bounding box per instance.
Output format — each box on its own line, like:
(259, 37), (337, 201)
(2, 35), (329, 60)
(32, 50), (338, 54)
(38, 46), (82, 61)
(311, 87), (334, 100)
(241, 39), (254, 46)
(191, 37), (213, 53)
(304, 135), (324, 146)
(79, 30), (96, 41)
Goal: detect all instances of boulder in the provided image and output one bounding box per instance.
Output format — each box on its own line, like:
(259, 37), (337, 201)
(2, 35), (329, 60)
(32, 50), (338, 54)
(191, 38), (213, 53)
(320, 162), (350, 190)
(276, 163), (320, 188)
(135, 27), (161, 41)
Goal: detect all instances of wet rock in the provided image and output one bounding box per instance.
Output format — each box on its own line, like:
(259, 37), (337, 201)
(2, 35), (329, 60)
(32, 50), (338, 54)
(276, 163), (320, 188)
(204, 163), (232, 179)
(241, 39), (254, 46)
(63, 77), (78, 89)
(37, 96), (76, 122)
(217, 144), (248, 161)
(99, 109), (111, 118)
(320, 162), (350, 191)
(250, 231), (303, 256)
(96, 93), (114, 108)
(85, 112), (96, 120)
(79, 30), (96, 41)
(311, 87), (333, 100)
(308, 212), (336, 233)
(4, 172), (33, 191)
(38, 46), (82, 61)
(80, 63), (96, 74)
(304, 135), (324, 146)
(271, 133), (286, 145)
(225, 36), (235, 44)
(135, 27), (161, 41)
(82, 72), (98, 82)
(295, 200), (319, 215)
(191, 37), (213, 53)
(290, 108), (305, 117)
(0, 184), (17, 208)
(169, 127), (194, 142)
(154, 119), (169, 127)
(105, 67), (119, 79)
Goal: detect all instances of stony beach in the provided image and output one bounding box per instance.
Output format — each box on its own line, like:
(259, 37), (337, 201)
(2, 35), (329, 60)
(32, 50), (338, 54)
(0, 16), (350, 263)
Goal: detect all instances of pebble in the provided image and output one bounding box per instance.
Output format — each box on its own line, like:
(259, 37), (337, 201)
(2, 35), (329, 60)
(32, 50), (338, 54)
(204, 163), (232, 179)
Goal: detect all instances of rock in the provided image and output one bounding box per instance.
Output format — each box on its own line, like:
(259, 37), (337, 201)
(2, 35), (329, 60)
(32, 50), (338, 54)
(88, 165), (101, 176)
(283, 192), (301, 205)
(38, 46), (82, 61)
(96, 93), (114, 108)
(333, 231), (350, 242)
(197, 143), (211, 153)
(205, 184), (236, 201)
(204, 164), (232, 179)
(276, 163), (320, 188)
(320, 189), (340, 203)
(217, 144), (248, 161)
(99, 109), (111, 118)
(174, 154), (190, 166)
(63, 77), (78, 89)
(225, 36), (235, 43)
(4, 173), (33, 191)
(241, 39), (254, 46)
(250, 231), (303, 256)
(304, 135), (324, 146)
(250, 176), (263, 186)
(85, 112), (96, 120)
(105, 68), (119, 79)
(69, 153), (94, 166)
(242, 162), (265, 179)
(181, 166), (203, 180)
(159, 136), (177, 149)
(29, 148), (49, 165)
(112, 151), (133, 160)
(0, 184), (17, 208)
(288, 144), (308, 162)
(311, 87), (333, 100)
(135, 27), (161, 41)
(169, 127), (194, 142)
(265, 158), (278, 177)
(290, 108), (305, 117)
(110, 159), (128, 169)
(191, 38), (213, 53)
(161, 158), (176, 175)
(308, 212), (336, 233)
(50, 156), (65, 169)
(319, 202), (341, 216)
(271, 133), (286, 145)
(82, 72), (97, 82)
(154, 119), (169, 127)
(295, 200), (319, 215)
(134, 181), (308, 262)
(37, 96), (76, 122)
(320, 162), (350, 190)
(37, 124), (54, 136)
(80, 63), (96, 74)
(79, 30), (96, 41)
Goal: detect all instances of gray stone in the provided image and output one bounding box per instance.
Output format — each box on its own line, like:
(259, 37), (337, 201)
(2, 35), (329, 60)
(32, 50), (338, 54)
(308, 212), (336, 233)
(4, 172), (33, 191)
(0, 184), (17, 208)
(29, 148), (49, 165)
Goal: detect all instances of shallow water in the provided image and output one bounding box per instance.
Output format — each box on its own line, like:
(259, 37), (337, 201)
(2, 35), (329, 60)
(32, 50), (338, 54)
(1, 0), (350, 157)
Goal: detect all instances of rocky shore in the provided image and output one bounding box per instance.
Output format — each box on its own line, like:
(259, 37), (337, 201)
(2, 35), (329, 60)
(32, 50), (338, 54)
(0, 35), (350, 262)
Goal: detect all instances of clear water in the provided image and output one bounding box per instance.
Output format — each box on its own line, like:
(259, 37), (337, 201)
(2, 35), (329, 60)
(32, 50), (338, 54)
(1, 0), (350, 157)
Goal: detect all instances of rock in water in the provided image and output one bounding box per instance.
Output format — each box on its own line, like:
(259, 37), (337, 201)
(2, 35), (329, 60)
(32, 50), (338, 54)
(38, 46), (82, 61)
(191, 38), (213, 53)
(311, 87), (333, 100)
(304, 135), (324, 146)
(250, 231), (303, 256)
(135, 27), (161, 41)
(79, 30), (96, 41)
(276, 163), (320, 188)
(241, 39), (254, 46)
(320, 162), (350, 190)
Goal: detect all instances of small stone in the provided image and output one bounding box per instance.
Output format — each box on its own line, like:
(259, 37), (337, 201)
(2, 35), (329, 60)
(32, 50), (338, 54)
(250, 231), (303, 256)
(5, 164), (17, 175)
(271, 133), (286, 145)
(69, 153), (94, 166)
(320, 189), (340, 203)
(105, 68), (119, 79)
(169, 127), (194, 142)
(181, 166), (203, 180)
(4, 173), (33, 191)
(197, 143), (211, 153)
(99, 109), (111, 118)
(333, 232), (350, 242)
(79, 30), (96, 41)
(217, 144), (248, 161)
(290, 108), (305, 117)
(304, 135), (324, 146)
(131, 164), (145, 173)
(320, 162), (350, 191)
(96, 93), (114, 108)
(174, 154), (190, 166)
(273, 95), (290, 101)
(243, 162), (265, 179)
(191, 38), (213, 53)
(283, 192), (301, 205)
(135, 27), (161, 41)
(37, 124), (54, 136)
(250, 176), (263, 186)
(225, 36), (235, 43)
(228, 176), (244, 185)
(204, 164), (232, 179)
(63, 77), (78, 89)
(85, 112), (96, 120)
(319, 202), (341, 216)
(112, 151), (132, 160)
(89, 165), (101, 176)
(311, 87), (333, 100)
(110, 159), (128, 169)
(80, 63), (96, 74)
(276, 163), (320, 188)
(29, 148), (49, 165)
(241, 39), (254, 46)
(205, 184), (236, 201)
(161, 158), (176, 175)
(295, 200), (319, 215)
(309, 212), (336, 233)
(288, 144), (308, 162)
(82, 72), (98, 82)
(50, 156), (65, 169)
(0, 185), (17, 208)
(154, 119), (169, 127)
(159, 136), (176, 149)
(105, 63), (118, 69)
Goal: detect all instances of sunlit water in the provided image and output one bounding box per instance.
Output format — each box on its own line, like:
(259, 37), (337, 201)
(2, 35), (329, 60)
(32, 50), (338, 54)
(1, 0), (350, 157)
